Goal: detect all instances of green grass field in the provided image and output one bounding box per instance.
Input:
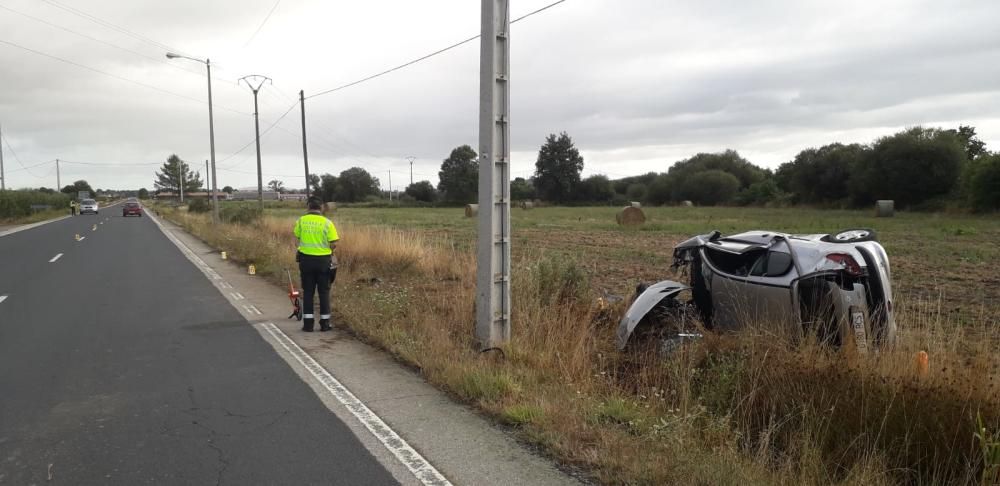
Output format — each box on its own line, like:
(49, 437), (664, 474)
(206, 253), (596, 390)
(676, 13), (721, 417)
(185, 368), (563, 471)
(267, 205), (1000, 327)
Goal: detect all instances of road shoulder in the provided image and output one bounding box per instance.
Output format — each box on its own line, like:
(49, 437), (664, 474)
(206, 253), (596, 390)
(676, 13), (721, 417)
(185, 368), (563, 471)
(149, 213), (583, 486)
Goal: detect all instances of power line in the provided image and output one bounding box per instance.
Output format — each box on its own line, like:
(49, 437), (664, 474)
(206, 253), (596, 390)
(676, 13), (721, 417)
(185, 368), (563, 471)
(243, 0), (282, 48)
(306, 0), (568, 100)
(0, 37), (247, 116)
(0, 2), (206, 78)
(217, 100), (299, 166)
(60, 160), (160, 167)
(39, 0), (189, 57)
(1, 134), (54, 177)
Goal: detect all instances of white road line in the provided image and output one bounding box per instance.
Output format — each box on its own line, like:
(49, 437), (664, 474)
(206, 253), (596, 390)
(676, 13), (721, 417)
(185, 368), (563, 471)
(231, 292), (245, 300)
(243, 304), (262, 315)
(77, 236), (86, 241)
(49, 253), (63, 263)
(0, 295), (7, 304)
(220, 282), (233, 289)
(260, 322), (451, 486)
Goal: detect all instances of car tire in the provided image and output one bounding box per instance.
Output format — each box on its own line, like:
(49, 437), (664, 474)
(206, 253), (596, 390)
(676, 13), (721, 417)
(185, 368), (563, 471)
(825, 228), (877, 243)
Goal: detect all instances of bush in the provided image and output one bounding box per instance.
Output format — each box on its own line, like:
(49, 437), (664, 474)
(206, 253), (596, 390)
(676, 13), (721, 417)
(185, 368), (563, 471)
(187, 198), (211, 213)
(220, 203), (262, 224)
(677, 170), (741, 206)
(0, 190), (69, 219)
(965, 153), (1000, 212)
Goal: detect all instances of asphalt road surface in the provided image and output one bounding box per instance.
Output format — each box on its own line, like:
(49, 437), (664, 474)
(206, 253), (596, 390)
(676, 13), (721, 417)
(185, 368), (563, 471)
(0, 207), (398, 485)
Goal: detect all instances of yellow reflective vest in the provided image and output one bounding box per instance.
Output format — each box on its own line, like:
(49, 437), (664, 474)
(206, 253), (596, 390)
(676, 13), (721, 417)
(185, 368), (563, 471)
(294, 213), (338, 256)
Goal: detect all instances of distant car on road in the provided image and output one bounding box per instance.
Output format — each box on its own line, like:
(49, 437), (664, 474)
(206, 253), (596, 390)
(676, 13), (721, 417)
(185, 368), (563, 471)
(122, 201), (143, 217)
(79, 199), (99, 215)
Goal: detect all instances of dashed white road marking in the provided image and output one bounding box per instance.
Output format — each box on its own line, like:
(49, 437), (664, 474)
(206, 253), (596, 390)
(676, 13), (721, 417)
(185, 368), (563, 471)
(0, 295), (7, 304)
(77, 236), (86, 241)
(49, 253), (63, 263)
(260, 322), (451, 486)
(219, 281), (233, 289)
(243, 304), (262, 316)
(230, 292), (245, 300)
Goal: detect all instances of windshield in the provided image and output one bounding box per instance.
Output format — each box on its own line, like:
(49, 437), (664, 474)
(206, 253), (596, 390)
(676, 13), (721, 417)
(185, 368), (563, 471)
(82, 199), (96, 205)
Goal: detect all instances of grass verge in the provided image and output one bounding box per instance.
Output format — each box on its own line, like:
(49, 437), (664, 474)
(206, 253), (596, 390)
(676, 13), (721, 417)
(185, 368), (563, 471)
(157, 205), (1000, 485)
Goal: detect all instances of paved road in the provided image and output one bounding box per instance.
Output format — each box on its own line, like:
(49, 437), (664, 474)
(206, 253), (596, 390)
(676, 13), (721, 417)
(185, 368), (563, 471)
(0, 207), (398, 484)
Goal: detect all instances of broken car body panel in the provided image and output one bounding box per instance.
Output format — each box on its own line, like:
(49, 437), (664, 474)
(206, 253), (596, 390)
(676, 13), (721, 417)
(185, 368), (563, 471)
(616, 280), (689, 349)
(617, 229), (896, 351)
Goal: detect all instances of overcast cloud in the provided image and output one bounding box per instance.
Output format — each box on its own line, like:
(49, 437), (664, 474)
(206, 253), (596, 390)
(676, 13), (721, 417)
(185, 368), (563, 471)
(1, 0), (998, 191)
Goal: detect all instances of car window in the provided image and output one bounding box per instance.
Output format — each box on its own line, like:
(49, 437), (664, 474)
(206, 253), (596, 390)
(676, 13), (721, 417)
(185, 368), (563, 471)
(749, 251), (793, 277)
(82, 199), (96, 204)
(705, 247), (765, 277)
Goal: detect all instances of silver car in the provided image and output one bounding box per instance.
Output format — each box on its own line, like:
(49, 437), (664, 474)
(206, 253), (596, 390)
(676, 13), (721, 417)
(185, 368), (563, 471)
(79, 199), (99, 215)
(617, 229), (896, 353)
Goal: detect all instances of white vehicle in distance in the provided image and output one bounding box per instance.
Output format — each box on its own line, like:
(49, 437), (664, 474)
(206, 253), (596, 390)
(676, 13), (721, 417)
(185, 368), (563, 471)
(79, 198), (99, 215)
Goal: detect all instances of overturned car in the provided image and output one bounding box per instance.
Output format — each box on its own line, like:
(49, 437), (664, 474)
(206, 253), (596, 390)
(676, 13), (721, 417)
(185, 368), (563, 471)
(617, 229), (896, 353)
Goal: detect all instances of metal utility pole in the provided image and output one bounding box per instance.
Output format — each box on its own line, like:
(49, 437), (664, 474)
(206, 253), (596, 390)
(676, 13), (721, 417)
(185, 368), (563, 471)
(56, 159), (61, 190)
(205, 159), (210, 202)
(407, 155), (415, 186)
(0, 123), (5, 191)
(239, 75), (271, 212)
(300, 90), (311, 199)
(476, 0), (511, 349)
(388, 169), (392, 201)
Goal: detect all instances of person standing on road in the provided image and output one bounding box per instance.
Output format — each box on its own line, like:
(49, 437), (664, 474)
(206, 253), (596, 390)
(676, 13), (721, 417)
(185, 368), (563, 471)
(294, 197), (339, 332)
(69, 200), (77, 216)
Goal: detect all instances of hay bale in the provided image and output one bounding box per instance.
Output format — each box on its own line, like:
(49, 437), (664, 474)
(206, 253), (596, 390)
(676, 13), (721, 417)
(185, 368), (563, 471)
(465, 204), (479, 218)
(520, 201), (534, 210)
(616, 206), (646, 226)
(629, 201), (642, 208)
(680, 200), (694, 207)
(875, 200), (894, 218)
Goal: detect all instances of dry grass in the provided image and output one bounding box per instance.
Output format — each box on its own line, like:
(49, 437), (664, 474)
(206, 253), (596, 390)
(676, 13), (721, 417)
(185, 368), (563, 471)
(158, 206), (1000, 485)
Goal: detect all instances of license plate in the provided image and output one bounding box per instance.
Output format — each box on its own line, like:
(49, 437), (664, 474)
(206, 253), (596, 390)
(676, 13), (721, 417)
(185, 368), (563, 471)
(851, 308), (868, 354)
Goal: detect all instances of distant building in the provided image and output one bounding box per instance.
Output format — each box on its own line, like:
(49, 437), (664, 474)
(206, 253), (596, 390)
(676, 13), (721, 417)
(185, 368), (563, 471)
(229, 190), (279, 201)
(280, 193), (308, 201)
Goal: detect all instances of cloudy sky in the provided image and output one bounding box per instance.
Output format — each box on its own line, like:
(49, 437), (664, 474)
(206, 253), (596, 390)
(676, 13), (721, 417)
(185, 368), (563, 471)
(1, 0), (998, 191)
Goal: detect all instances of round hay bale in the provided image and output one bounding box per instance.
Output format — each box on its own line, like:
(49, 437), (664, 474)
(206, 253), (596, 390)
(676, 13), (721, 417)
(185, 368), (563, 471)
(629, 201), (642, 208)
(680, 200), (694, 207)
(616, 206), (646, 226)
(520, 201), (534, 210)
(465, 204), (479, 218)
(875, 200), (894, 218)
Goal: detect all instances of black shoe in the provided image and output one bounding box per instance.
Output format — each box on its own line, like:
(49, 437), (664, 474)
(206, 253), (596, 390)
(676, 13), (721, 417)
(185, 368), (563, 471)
(319, 319), (332, 332)
(302, 318), (315, 332)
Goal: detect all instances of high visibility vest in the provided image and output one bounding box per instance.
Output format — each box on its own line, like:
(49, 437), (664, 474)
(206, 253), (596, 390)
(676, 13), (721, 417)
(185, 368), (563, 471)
(294, 213), (338, 256)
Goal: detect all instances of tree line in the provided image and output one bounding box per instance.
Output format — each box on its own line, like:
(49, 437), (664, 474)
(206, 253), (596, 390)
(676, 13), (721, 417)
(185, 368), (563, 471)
(395, 125), (997, 211)
(146, 124), (999, 212)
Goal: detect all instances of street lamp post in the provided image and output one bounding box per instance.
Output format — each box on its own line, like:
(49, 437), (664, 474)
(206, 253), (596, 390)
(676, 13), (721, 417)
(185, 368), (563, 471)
(166, 52), (219, 223)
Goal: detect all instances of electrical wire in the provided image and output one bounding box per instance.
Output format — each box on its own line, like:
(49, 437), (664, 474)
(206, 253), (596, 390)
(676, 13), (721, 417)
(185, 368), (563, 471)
(0, 2), (206, 78)
(306, 0), (568, 100)
(1, 134), (51, 177)
(0, 38), (248, 116)
(39, 0), (190, 57)
(217, 100), (299, 166)
(242, 0), (281, 48)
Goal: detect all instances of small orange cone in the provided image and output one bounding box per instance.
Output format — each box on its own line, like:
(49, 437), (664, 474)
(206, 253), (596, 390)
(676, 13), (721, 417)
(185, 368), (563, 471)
(915, 351), (929, 377)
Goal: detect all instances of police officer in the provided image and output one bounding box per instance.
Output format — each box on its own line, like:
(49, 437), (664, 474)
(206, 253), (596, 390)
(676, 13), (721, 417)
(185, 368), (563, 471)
(293, 197), (339, 332)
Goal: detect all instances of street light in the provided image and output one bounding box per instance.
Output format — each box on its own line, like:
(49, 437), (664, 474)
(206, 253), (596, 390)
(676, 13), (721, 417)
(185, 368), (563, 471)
(166, 52), (219, 223)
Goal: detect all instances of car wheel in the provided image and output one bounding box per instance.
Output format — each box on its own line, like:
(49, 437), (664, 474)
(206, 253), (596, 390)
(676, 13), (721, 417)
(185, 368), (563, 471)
(825, 228), (877, 243)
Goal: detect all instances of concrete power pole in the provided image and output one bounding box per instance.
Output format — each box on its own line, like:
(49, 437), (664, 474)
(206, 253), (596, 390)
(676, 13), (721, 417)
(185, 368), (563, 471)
(205, 160), (210, 203)
(407, 155), (415, 186)
(0, 124), (5, 191)
(56, 159), (61, 190)
(388, 169), (392, 201)
(178, 160), (184, 203)
(476, 0), (511, 349)
(239, 75), (272, 212)
(300, 90), (311, 199)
